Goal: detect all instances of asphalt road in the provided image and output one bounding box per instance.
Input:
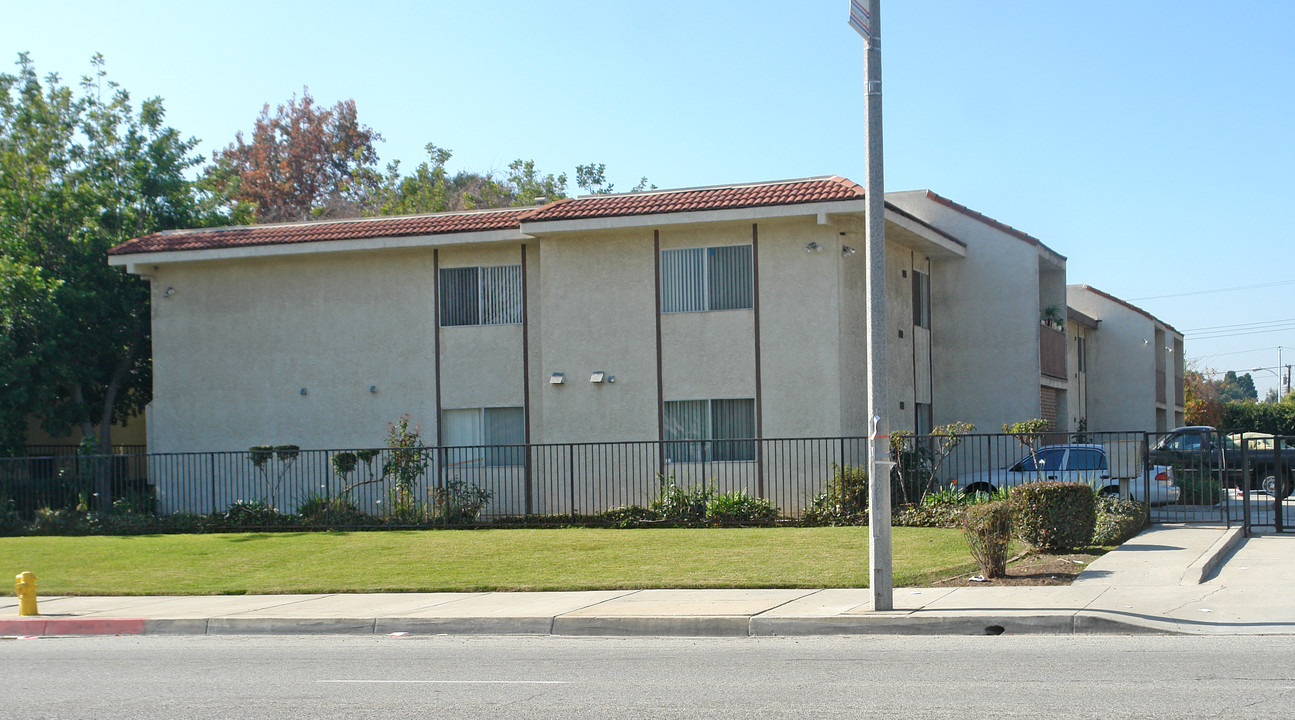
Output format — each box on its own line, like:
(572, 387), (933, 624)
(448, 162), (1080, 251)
(5, 634), (1294, 719)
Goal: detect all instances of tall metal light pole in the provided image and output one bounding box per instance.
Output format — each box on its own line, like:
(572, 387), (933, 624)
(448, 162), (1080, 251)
(850, 0), (893, 611)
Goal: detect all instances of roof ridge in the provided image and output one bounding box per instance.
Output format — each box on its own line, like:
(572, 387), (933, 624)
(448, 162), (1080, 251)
(154, 205), (535, 236)
(571, 175), (843, 200)
(1072, 284), (1181, 335)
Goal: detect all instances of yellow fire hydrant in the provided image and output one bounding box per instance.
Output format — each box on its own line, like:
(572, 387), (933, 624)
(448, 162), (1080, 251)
(15, 571), (38, 616)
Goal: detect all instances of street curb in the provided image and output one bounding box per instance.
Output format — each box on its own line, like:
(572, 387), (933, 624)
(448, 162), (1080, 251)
(1182, 526), (1246, 585)
(5, 612), (1192, 637)
(0, 617), (146, 636)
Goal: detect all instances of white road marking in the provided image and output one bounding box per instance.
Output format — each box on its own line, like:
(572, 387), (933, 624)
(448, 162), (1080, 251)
(317, 680), (568, 685)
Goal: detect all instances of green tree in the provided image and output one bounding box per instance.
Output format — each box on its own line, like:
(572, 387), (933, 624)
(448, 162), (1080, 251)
(0, 53), (234, 462)
(1218, 370), (1258, 403)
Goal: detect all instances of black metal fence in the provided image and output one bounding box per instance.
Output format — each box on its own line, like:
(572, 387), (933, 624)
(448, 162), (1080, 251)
(1239, 434), (1294, 534)
(0, 430), (1262, 531)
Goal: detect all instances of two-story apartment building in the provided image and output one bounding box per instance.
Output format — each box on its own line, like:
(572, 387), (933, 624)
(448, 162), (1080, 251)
(1067, 284), (1186, 432)
(105, 176), (1165, 512)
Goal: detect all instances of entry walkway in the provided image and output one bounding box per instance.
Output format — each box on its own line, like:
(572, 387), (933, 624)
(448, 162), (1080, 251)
(4, 525), (1292, 636)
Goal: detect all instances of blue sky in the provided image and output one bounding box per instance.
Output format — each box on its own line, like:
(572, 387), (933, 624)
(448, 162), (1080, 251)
(5, 1), (1294, 396)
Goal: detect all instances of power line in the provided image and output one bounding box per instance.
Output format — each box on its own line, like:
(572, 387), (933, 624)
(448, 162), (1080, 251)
(1127, 279), (1295, 302)
(1189, 324), (1295, 340)
(1183, 317), (1295, 333)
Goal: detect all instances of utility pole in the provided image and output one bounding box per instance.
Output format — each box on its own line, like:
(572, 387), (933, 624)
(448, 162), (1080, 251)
(851, 0), (893, 611)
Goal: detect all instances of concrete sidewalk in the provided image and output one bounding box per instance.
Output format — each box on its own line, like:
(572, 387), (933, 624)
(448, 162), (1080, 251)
(3, 524), (1292, 637)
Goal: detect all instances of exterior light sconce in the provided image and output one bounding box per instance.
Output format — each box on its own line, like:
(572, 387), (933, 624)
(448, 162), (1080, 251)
(163, 287), (176, 298)
(550, 372), (565, 385)
(300, 388), (308, 396)
(805, 242), (821, 253)
(589, 371), (607, 384)
(369, 385), (378, 394)
(841, 246), (857, 256)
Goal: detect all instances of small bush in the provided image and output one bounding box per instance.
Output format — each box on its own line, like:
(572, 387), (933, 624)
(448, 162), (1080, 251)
(651, 477), (713, 522)
(803, 464), (868, 526)
(1092, 496), (1148, 546)
(893, 503), (965, 529)
(223, 500), (293, 529)
(298, 496), (369, 526)
(1008, 482), (1097, 552)
(29, 506), (88, 535)
(1174, 469), (1222, 505)
(964, 500), (1012, 578)
(705, 490), (777, 525)
(597, 506), (662, 528)
(432, 480), (493, 524)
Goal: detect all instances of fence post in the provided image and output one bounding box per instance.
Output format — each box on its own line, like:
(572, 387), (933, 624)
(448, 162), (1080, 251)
(1241, 438), (1250, 534)
(568, 447), (577, 517)
(209, 453), (217, 516)
(1141, 433), (1151, 528)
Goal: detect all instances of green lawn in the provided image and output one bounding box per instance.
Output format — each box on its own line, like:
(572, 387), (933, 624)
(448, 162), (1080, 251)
(0, 527), (989, 596)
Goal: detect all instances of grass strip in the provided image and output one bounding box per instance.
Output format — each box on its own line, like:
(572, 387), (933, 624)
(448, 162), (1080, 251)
(0, 526), (985, 595)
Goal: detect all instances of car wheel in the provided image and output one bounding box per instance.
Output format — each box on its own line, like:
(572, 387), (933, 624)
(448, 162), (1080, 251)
(962, 482), (995, 498)
(1098, 485), (1120, 497)
(1266, 474), (1295, 500)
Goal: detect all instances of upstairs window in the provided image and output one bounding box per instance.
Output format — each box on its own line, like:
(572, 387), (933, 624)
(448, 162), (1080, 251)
(912, 270), (931, 329)
(663, 398), (756, 462)
(660, 245), (753, 313)
(440, 265), (522, 327)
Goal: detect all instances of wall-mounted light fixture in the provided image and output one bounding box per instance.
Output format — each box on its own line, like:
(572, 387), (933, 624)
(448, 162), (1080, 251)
(550, 372), (565, 385)
(805, 242), (821, 253)
(841, 245), (857, 256)
(300, 388), (308, 396)
(590, 371), (607, 383)
(369, 385), (378, 394)
(163, 287), (176, 298)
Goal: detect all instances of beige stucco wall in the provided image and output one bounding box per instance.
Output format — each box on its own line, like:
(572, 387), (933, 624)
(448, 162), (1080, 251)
(1065, 319), (1091, 432)
(1067, 286), (1157, 432)
(437, 244), (527, 417)
(532, 228), (659, 443)
(887, 191), (1048, 433)
(146, 248), (440, 453)
(658, 223), (758, 406)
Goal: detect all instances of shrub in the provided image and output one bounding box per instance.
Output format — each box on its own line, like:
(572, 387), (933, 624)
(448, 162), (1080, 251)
(651, 477), (713, 522)
(298, 495), (369, 526)
(1008, 482), (1097, 552)
(803, 464), (868, 526)
(893, 503), (965, 529)
(705, 490), (777, 525)
(1174, 469), (1222, 505)
(29, 506), (88, 535)
(432, 480), (493, 524)
(597, 505), (662, 528)
(224, 500), (293, 529)
(964, 500), (1012, 578)
(1092, 496), (1148, 546)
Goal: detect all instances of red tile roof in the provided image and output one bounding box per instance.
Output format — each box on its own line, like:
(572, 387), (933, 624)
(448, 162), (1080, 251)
(107, 207), (533, 256)
(524, 176), (865, 222)
(108, 177), (873, 257)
